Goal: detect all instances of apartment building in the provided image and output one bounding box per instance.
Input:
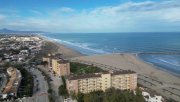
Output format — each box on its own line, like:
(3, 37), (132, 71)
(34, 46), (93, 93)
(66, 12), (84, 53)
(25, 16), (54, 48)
(51, 58), (70, 76)
(66, 70), (137, 94)
(43, 54), (70, 76)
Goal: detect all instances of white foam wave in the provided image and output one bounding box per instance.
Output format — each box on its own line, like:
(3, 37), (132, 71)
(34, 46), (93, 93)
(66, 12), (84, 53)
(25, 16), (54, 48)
(154, 57), (180, 67)
(42, 35), (108, 54)
(57, 39), (108, 54)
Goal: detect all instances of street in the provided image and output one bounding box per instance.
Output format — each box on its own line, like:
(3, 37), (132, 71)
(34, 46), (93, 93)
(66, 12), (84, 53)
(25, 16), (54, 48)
(18, 67), (49, 102)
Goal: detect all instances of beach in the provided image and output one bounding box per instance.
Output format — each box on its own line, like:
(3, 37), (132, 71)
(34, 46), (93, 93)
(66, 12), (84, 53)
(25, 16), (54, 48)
(42, 37), (180, 85)
(41, 37), (83, 58)
(42, 36), (180, 101)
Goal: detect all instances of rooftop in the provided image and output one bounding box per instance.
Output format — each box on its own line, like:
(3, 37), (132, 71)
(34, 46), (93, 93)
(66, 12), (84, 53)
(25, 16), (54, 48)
(67, 73), (101, 80)
(67, 70), (136, 80)
(111, 70), (136, 75)
(58, 60), (69, 64)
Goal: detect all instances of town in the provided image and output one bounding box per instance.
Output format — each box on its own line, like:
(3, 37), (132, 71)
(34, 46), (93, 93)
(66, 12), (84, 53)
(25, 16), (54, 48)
(0, 34), (176, 102)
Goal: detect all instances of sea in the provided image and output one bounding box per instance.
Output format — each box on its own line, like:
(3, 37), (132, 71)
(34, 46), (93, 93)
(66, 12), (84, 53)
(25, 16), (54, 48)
(42, 32), (180, 75)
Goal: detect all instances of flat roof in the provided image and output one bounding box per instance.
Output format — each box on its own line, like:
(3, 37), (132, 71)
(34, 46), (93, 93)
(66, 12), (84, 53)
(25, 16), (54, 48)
(67, 70), (136, 80)
(67, 73), (101, 80)
(58, 60), (69, 64)
(112, 70), (136, 75)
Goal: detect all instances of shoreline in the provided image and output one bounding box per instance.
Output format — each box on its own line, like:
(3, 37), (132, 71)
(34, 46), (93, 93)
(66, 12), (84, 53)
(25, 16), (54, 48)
(136, 54), (180, 77)
(40, 35), (179, 77)
(39, 35), (179, 78)
(38, 35), (180, 101)
(39, 35), (84, 58)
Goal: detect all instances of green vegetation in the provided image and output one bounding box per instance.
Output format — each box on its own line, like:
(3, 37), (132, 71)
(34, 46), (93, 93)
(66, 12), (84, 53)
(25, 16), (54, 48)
(58, 84), (68, 97)
(58, 76), (68, 97)
(70, 62), (105, 74)
(37, 68), (55, 102)
(75, 88), (145, 102)
(41, 61), (48, 67)
(17, 67), (34, 97)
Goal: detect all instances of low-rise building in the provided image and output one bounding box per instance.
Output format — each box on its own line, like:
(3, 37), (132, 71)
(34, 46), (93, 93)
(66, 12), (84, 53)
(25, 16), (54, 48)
(66, 70), (137, 94)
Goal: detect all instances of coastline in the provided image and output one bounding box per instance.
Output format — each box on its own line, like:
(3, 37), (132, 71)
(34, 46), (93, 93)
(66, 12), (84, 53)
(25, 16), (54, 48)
(40, 35), (180, 78)
(39, 35), (84, 58)
(39, 35), (180, 83)
(39, 35), (180, 100)
(136, 54), (180, 77)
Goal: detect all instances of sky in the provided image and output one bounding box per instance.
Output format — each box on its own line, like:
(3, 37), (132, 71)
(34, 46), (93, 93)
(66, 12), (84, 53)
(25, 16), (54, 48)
(0, 0), (180, 33)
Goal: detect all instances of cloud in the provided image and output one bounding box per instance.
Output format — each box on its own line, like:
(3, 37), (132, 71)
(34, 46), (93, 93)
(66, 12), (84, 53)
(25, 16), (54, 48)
(1, 0), (180, 32)
(0, 14), (6, 20)
(58, 7), (75, 13)
(30, 10), (43, 15)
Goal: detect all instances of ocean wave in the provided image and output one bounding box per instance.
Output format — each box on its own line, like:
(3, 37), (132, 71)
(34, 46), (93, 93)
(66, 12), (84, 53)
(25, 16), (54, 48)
(41, 35), (108, 55)
(153, 56), (180, 67)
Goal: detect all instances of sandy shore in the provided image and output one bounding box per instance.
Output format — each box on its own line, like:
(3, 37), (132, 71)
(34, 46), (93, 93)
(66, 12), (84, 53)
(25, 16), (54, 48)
(41, 37), (180, 86)
(41, 37), (180, 85)
(73, 53), (180, 85)
(41, 37), (83, 58)
(51, 40), (83, 58)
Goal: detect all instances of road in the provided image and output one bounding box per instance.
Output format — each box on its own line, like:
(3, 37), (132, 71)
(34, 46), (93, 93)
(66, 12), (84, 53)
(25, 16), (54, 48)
(19, 67), (49, 102)
(38, 65), (64, 102)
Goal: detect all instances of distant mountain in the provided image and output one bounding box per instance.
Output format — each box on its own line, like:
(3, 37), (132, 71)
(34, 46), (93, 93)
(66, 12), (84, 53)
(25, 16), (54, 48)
(0, 28), (48, 34)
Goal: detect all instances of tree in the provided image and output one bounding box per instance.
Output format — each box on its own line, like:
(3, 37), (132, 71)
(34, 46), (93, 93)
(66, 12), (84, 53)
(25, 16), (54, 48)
(61, 76), (66, 86)
(41, 61), (48, 67)
(70, 91), (76, 100)
(48, 89), (53, 94)
(135, 88), (145, 102)
(77, 92), (84, 102)
(84, 91), (103, 102)
(76, 88), (145, 102)
(58, 85), (68, 96)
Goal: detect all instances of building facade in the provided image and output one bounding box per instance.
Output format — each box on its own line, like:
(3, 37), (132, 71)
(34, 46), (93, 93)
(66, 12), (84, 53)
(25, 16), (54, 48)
(66, 70), (137, 94)
(43, 54), (70, 76)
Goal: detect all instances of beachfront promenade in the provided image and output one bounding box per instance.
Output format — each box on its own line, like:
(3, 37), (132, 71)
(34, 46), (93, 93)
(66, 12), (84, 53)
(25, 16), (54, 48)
(70, 54), (180, 102)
